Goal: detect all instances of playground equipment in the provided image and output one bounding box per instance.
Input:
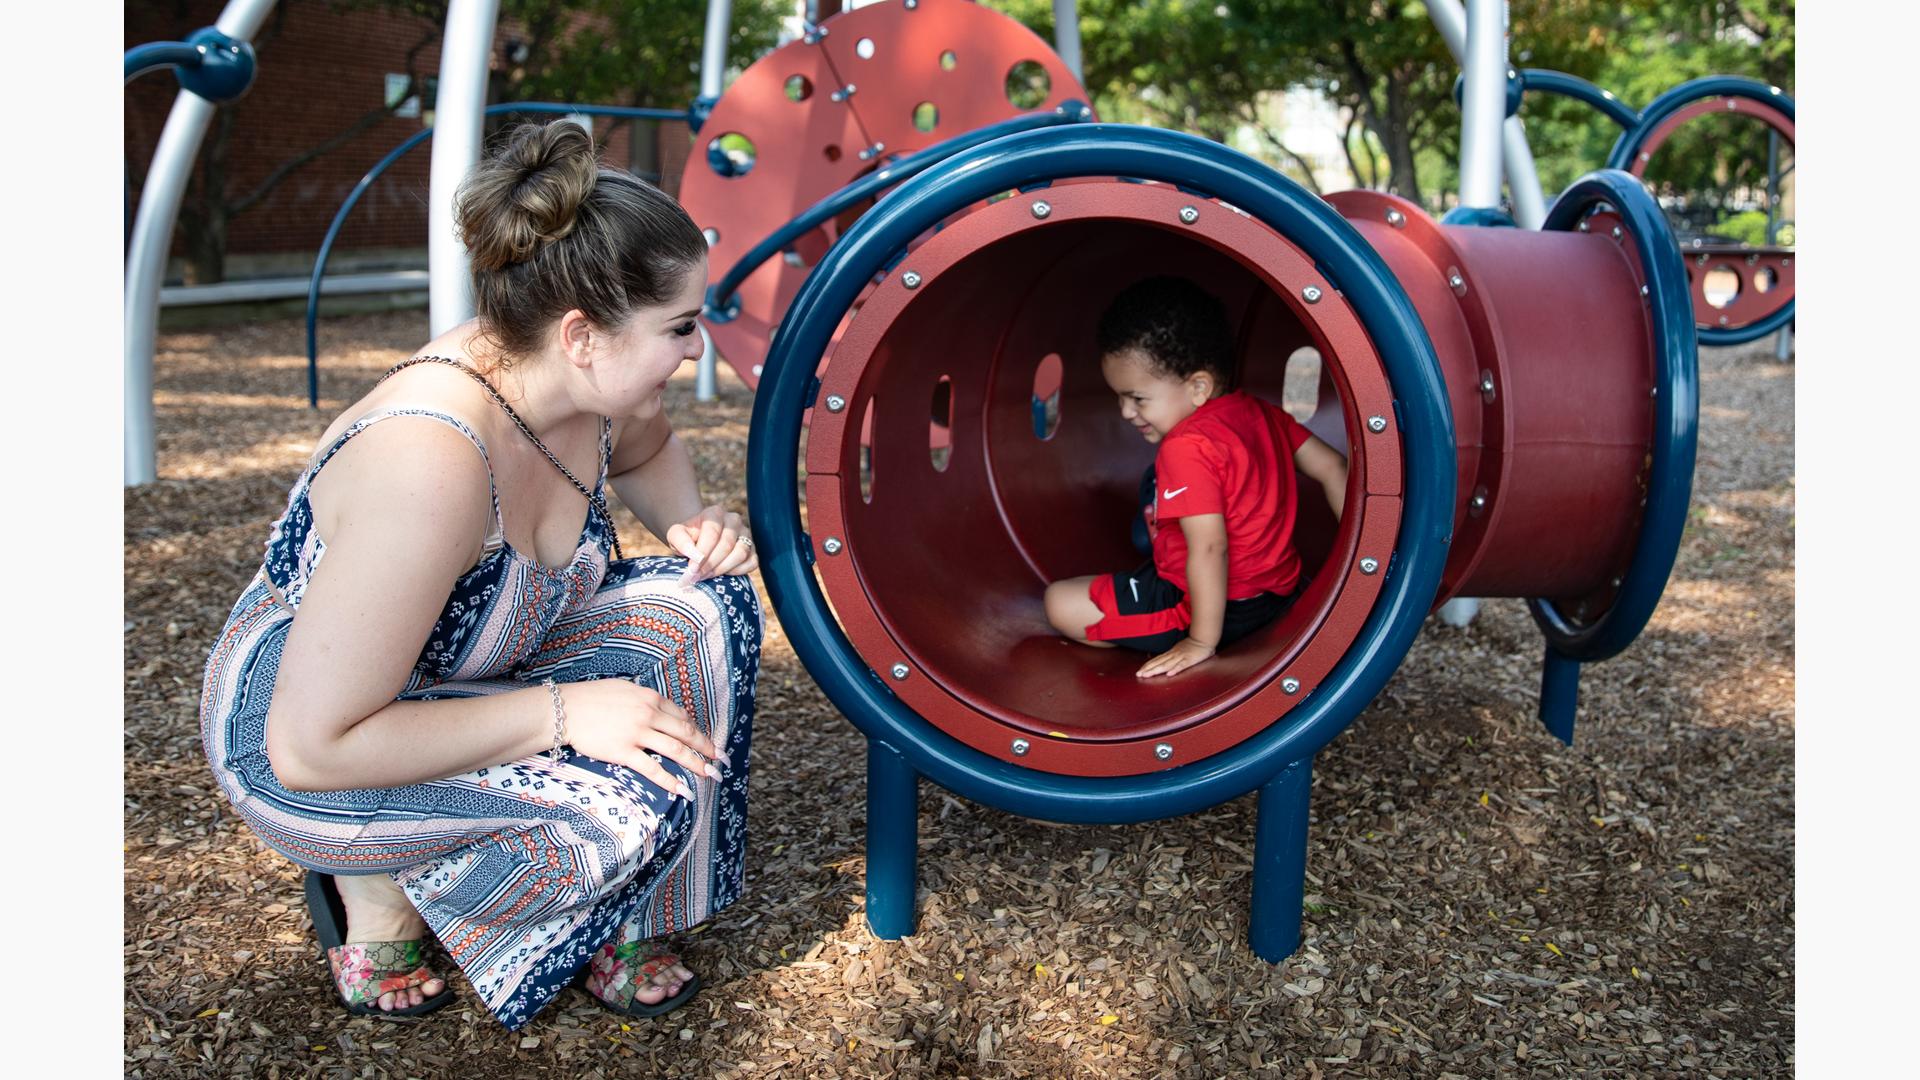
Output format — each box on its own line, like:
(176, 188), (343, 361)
(724, 0), (1698, 960)
(679, 0), (1095, 387)
(124, 0), (275, 486)
(1467, 66), (1795, 347)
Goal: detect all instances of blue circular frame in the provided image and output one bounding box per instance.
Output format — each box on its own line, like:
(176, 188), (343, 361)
(1607, 75), (1796, 347)
(1531, 169), (1699, 662)
(745, 123), (1456, 825)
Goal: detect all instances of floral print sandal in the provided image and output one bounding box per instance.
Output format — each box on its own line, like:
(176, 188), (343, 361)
(579, 939), (702, 1018)
(304, 871), (454, 1018)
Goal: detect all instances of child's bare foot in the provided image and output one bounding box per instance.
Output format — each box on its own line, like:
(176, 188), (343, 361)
(332, 873), (449, 1013)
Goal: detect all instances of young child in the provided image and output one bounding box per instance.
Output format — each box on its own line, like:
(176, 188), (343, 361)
(1044, 276), (1350, 678)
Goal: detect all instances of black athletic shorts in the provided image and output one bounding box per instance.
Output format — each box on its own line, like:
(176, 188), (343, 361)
(1087, 560), (1299, 654)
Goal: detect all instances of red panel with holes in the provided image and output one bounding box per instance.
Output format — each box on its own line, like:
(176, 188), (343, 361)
(678, 0), (1091, 386)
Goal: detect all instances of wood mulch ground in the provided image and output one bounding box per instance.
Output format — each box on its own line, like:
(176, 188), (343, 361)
(126, 312), (1793, 1077)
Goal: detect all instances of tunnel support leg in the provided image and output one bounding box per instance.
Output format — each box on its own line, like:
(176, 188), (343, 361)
(1248, 757), (1314, 963)
(865, 738), (920, 939)
(1539, 648), (1582, 745)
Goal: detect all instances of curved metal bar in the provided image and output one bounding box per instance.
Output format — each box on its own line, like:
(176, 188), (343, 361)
(1531, 169), (1698, 665)
(704, 104), (1092, 321)
(746, 122), (1455, 825)
(1605, 75), (1794, 347)
(125, 42), (205, 83)
(1517, 69), (1642, 130)
(305, 101), (694, 405)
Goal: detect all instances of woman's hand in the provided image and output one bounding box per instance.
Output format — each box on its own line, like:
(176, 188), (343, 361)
(557, 680), (726, 798)
(665, 504), (758, 583)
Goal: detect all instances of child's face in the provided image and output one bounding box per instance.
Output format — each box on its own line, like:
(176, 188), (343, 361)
(1101, 348), (1214, 443)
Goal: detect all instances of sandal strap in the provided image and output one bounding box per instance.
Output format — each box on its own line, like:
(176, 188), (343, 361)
(583, 942), (685, 1008)
(328, 941), (437, 1007)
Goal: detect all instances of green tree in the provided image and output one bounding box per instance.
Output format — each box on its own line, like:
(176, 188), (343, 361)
(984, 1), (1790, 214)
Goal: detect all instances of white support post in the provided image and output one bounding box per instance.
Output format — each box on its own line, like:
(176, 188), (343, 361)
(1458, 0), (1507, 208)
(700, 0), (734, 106)
(1053, 0), (1084, 85)
(123, 0), (279, 486)
(694, 0), (735, 401)
(1428, 0), (1545, 226)
(427, 0), (501, 337)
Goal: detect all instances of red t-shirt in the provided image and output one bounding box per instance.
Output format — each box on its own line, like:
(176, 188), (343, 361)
(1148, 391), (1315, 599)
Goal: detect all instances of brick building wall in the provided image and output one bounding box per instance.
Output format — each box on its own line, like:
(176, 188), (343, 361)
(126, 1), (693, 283)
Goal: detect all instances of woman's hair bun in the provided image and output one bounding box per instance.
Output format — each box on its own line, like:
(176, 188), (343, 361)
(455, 122), (599, 272)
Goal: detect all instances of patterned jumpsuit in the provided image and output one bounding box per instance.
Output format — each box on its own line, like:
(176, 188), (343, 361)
(200, 406), (762, 1029)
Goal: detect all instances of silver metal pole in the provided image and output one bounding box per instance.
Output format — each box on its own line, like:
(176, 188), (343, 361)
(428, 0), (500, 337)
(700, 0), (734, 105)
(123, 0), (279, 486)
(1052, 0), (1084, 85)
(1458, 0), (1507, 208)
(1500, 122), (1547, 227)
(694, 0), (735, 401)
(1428, 0), (1543, 224)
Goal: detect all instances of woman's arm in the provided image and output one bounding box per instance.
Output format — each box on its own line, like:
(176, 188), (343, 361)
(1136, 513), (1228, 679)
(605, 411), (705, 544)
(1294, 435), (1349, 518)
(606, 412), (758, 581)
(265, 419), (718, 794)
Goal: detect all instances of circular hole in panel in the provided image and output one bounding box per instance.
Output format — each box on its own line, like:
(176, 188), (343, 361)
(702, 227), (719, 247)
(912, 102), (939, 133)
(939, 50), (958, 71)
(823, 143), (843, 163)
(1282, 346), (1323, 423)
(1031, 353), (1062, 440)
(783, 250), (807, 268)
(706, 132), (756, 178)
(929, 375), (953, 472)
(785, 74), (812, 102)
(1005, 60), (1051, 109)
(1753, 265), (1779, 294)
(859, 396), (877, 503)
(856, 37), (876, 60)
(1702, 266), (1741, 309)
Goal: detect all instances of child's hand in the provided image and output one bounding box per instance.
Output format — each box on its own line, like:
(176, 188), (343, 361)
(1136, 637), (1217, 679)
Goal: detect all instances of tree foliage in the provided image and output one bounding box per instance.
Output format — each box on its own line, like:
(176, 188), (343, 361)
(985, 1), (1791, 215)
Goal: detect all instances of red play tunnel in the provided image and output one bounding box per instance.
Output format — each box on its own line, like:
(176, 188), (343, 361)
(800, 180), (1659, 777)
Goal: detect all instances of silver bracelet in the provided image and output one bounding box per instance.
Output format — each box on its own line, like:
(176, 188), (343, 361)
(542, 678), (570, 763)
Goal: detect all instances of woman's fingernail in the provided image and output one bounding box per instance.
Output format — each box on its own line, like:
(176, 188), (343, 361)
(704, 762), (724, 782)
(677, 779), (696, 800)
(713, 751), (732, 767)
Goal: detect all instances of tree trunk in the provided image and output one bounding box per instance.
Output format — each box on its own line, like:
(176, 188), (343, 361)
(1378, 67), (1422, 206)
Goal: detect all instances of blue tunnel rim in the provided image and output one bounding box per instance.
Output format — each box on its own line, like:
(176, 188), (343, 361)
(1530, 169), (1700, 663)
(746, 123), (1456, 826)
(1606, 75), (1796, 347)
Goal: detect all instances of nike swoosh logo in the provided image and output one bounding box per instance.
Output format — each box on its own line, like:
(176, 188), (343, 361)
(1128, 577), (1139, 603)
(1161, 486), (1189, 499)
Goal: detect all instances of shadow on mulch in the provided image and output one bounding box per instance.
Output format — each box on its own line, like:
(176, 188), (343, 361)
(127, 312), (1793, 1078)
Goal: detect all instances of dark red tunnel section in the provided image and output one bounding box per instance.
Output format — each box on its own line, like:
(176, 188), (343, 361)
(803, 181), (1657, 776)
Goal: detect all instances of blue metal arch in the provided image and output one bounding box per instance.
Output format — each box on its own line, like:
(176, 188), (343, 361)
(1517, 69), (1642, 131)
(1606, 75), (1795, 347)
(746, 123), (1456, 825)
(1530, 169), (1699, 741)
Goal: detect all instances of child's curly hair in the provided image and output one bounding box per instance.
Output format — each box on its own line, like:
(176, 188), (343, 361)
(1095, 276), (1235, 384)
